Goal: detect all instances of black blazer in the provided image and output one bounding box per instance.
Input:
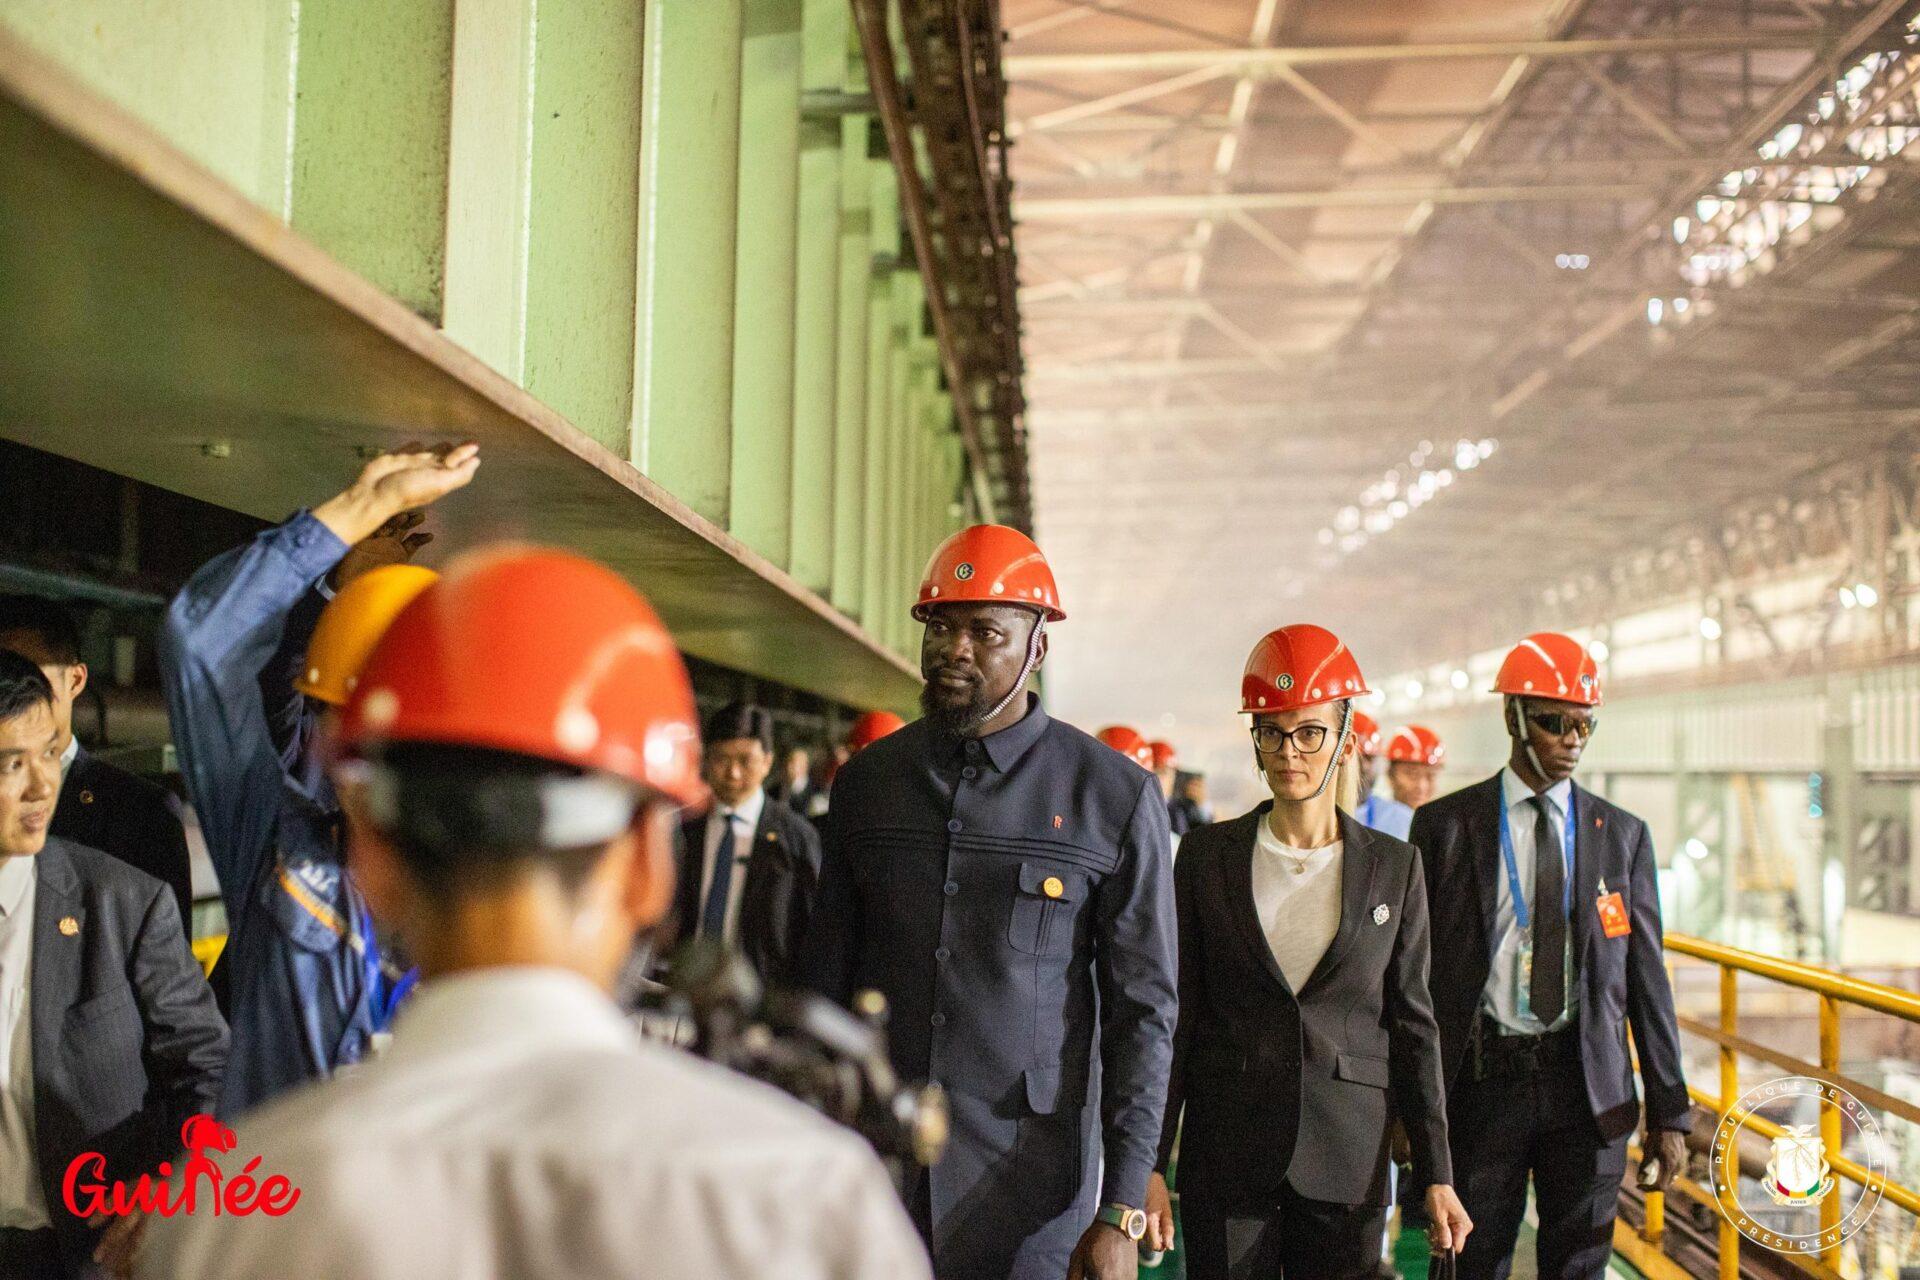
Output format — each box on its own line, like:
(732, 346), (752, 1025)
(1157, 806), (1451, 1209)
(51, 745), (195, 935)
(28, 839), (227, 1273)
(673, 796), (823, 987)
(1409, 774), (1690, 1140)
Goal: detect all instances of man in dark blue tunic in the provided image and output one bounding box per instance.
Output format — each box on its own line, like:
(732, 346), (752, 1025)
(802, 524), (1177, 1280)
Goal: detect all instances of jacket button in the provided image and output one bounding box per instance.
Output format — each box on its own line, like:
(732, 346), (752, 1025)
(962, 766), (978, 780)
(934, 947), (951, 962)
(964, 740), (982, 758)
(944, 881), (959, 896)
(930, 1012), (946, 1027)
(946, 818), (962, 833)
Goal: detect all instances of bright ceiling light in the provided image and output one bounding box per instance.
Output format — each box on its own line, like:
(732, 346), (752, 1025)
(1840, 586), (1858, 609)
(1405, 680), (1424, 700)
(1684, 838), (1710, 861)
(1699, 616), (1723, 640)
(1588, 639), (1610, 663)
(1855, 582), (1880, 608)
(1450, 669), (1470, 690)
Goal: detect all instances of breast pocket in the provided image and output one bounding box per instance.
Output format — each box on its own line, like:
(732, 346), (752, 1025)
(1008, 861), (1089, 956)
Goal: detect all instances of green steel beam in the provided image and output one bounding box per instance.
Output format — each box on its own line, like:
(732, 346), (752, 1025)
(730, 0), (803, 564)
(860, 161), (900, 635)
(787, 0), (843, 591)
(828, 112), (872, 617)
(634, 0), (743, 522)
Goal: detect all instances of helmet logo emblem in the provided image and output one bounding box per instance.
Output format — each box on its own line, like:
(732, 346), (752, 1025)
(1580, 673), (1595, 689)
(1276, 674), (1295, 691)
(955, 563), (975, 581)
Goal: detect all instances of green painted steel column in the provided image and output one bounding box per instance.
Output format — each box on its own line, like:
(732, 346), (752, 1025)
(787, 0), (844, 592)
(828, 113), (873, 617)
(885, 273), (920, 656)
(729, 0), (803, 564)
(860, 162), (900, 634)
(633, 0), (744, 523)
(290, 2), (455, 319)
(0, 0), (301, 211)
(442, 0), (643, 453)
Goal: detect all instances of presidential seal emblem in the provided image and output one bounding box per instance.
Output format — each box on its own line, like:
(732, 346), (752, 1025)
(1710, 1076), (1882, 1257)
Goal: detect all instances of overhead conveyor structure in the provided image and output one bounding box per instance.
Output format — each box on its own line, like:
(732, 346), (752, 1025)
(0, 0), (1030, 712)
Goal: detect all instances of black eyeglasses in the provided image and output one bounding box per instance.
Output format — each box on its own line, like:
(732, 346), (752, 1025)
(1250, 723), (1331, 755)
(1527, 710), (1597, 741)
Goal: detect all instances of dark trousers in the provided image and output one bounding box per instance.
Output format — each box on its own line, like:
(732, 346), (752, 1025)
(1183, 1183), (1386, 1280)
(1449, 1053), (1628, 1280)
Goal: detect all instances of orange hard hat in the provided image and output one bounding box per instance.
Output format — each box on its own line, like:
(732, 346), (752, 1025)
(1241, 624), (1371, 714)
(1096, 725), (1154, 769)
(846, 710), (906, 753)
(297, 565), (440, 706)
(1491, 632), (1602, 706)
(337, 546), (704, 807)
(1350, 711), (1383, 757)
(1148, 740), (1177, 770)
(913, 524), (1065, 622)
(1386, 724), (1446, 766)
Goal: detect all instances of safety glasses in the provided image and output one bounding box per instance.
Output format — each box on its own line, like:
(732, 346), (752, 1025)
(1250, 722), (1331, 755)
(1526, 710), (1597, 741)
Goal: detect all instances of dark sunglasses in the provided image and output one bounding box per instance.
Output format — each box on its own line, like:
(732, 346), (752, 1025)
(1527, 710), (1597, 741)
(1250, 722), (1331, 755)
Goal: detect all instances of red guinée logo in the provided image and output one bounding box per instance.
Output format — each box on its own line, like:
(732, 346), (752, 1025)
(63, 1115), (301, 1219)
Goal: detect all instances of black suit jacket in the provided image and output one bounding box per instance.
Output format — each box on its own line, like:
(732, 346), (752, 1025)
(1409, 774), (1690, 1141)
(51, 745), (195, 935)
(1157, 806), (1451, 1208)
(673, 796), (822, 987)
(27, 838), (227, 1273)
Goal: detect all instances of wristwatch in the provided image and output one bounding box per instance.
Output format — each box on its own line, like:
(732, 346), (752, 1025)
(1097, 1202), (1148, 1241)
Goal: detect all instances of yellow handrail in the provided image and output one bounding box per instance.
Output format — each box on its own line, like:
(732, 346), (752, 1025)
(1651, 932), (1920, 1280)
(1665, 933), (1920, 1022)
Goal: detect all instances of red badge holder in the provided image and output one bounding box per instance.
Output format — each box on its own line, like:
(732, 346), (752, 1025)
(1597, 888), (1630, 938)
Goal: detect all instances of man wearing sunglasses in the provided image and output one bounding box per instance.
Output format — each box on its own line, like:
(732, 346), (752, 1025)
(1408, 633), (1689, 1280)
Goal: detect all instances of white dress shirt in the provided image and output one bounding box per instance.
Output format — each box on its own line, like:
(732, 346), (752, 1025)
(1484, 767), (1579, 1034)
(699, 788), (766, 944)
(1249, 816), (1343, 991)
(139, 965), (929, 1280)
(58, 733), (77, 783)
(0, 853), (48, 1229)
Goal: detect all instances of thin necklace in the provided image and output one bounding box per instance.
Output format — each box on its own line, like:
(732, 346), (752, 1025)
(1267, 813), (1334, 875)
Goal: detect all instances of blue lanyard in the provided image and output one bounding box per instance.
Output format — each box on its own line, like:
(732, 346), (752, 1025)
(1361, 794), (1377, 827)
(1497, 788), (1575, 931)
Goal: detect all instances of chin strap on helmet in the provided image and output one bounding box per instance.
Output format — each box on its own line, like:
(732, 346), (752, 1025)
(1307, 699), (1355, 802)
(969, 609), (1046, 732)
(1507, 696), (1547, 781)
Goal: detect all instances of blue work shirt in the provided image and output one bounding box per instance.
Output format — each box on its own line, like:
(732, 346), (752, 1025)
(160, 511), (396, 1118)
(1358, 791), (1414, 841)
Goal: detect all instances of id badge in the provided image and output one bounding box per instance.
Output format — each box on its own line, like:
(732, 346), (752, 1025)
(1597, 891), (1630, 938)
(1515, 937), (1534, 1019)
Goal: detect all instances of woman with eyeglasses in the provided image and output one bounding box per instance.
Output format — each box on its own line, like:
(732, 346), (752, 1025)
(1146, 624), (1471, 1279)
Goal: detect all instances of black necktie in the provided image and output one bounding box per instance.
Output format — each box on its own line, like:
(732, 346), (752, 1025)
(1529, 795), (1566, 1025)
(700, 815), (738, 941)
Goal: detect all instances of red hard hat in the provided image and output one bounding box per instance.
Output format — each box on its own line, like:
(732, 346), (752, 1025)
(337, 546), (705, 807)
(1386, 725), (1446, 766)
(1148, 740), (1177, 770)
(1350, 712), (1383, 757)
(1096, 725), (1154, 769)
(913, 524), (1065, 621)
(1241, 624), (1371, 714)
(846, 710), (906, 753)
(1491, 632), (1602, 706)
